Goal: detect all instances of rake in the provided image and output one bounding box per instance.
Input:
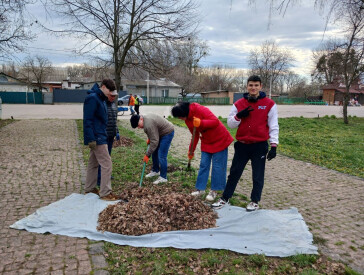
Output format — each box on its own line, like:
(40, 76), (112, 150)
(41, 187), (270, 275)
(139, 144), (150, 187)
(183, 126), (197, 178)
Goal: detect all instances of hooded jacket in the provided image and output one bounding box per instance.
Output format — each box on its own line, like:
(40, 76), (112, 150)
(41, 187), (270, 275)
(227, 91), (279, 145)
(106, 100), (119, 137)
(83, 83), (108, 145)
(186, 103), (233, 153)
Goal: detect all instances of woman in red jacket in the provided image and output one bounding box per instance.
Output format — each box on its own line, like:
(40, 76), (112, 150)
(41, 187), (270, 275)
(172, 102), (233, 201)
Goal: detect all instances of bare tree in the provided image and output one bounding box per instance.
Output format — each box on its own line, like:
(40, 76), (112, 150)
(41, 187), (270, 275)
(20, 56), (54, 92)
(1, 62), (19, 78)
(336, 0), (364, 124)
(166, 38), (209, 97)
(248, 40), (295, 97)
(0, 0), (33, 61)
(285, 71), (303, 94)
(47, 0), (199, 93)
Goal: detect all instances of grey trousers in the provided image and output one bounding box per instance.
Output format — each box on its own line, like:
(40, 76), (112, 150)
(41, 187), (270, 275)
(85, 144), (112, 197)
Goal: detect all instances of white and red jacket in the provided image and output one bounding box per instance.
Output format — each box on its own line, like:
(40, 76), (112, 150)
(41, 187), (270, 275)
(186, 103), (234, 153)
(227, 92), (279, 145)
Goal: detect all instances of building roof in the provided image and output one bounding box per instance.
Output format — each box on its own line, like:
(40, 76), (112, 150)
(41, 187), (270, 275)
(322, 84), (364, 94)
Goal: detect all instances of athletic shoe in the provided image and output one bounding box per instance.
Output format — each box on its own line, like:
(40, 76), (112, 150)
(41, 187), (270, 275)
(85, 187), (99, 196)
(191, 190), (204, 196)
(206, 190), (217, 201)
(100, 193), (120, 201)
(211, 198), (229, 209)
(153, 176), (168, 184)
(246, 201), (259, 211)
(145, 171), (160, 178)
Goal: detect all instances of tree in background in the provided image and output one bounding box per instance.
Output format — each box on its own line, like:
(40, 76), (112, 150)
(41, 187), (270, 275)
(312, 39), (344, 84)
(248, 0), (363, 124)
(0, 0), (33, 61)
(248, 40), (295, 97)
(20, 56), (54, 92)
(311, 0), (363, 124)
(46, 0), (199, 94)
(336, 0), (364, 124)
(159, 37), (209, 98)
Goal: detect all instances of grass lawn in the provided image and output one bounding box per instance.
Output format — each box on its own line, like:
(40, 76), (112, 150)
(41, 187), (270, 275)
(277, 116), (364, 178)
(0, 119), (16, 128)
(75, 120), (360, 275)
(169, 116), (364, 178)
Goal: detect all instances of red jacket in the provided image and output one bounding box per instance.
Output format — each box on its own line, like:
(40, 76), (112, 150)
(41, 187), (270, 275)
(186, 103), (233, 153)
(229, 92), (279, 144)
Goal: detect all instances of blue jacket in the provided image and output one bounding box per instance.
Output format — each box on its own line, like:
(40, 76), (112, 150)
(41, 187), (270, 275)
(83, 83), (108, 145)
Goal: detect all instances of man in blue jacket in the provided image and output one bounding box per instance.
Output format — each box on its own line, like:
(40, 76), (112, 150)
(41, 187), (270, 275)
(83, 79), (119, 201)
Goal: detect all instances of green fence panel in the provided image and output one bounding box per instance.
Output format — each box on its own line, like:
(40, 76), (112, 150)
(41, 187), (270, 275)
(0, 92), (43, 104)
(177, 97), (229, 105)
(273, 97), (305, 104)
(144, 96), (229, 105)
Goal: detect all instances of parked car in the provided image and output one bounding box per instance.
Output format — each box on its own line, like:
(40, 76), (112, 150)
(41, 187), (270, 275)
(118, 95), (130, 106)
(118, 95), (144, 106)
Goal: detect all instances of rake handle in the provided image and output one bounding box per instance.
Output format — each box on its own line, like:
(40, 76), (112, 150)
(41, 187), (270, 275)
(187, 126), (197, 169)
(139, 144), (150, 187)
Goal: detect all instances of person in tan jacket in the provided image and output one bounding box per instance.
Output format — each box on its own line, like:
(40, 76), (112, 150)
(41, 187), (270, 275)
(130, 114), (174, 184)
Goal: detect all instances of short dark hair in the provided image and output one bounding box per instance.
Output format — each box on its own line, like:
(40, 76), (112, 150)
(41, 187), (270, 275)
(101, 79), (116, 91)
(247, 75), (262, 84)
(130, 114), (140, 128)
(171, 102), (190, 118)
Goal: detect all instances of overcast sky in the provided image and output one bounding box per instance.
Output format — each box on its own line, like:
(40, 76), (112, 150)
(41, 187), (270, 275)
(16, 0), (344, 78)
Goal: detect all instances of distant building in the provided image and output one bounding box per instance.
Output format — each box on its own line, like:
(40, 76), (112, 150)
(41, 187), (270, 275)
(322, 78), (364, 105)
(0, 72), (38, 92)
(81, 78), (182, 98)
(200, 90), (235, 104)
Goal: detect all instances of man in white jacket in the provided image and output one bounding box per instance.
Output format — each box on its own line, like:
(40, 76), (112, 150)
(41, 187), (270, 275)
(212, 75), (279, 211)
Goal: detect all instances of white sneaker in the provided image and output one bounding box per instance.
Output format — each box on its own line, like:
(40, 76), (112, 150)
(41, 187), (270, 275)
(206, 190), (217, 201)
(153, 176), (168, 184)
(246, 201), (259, 212)
(191, 190), (204, 196)
(211, 198), (229, 209)
(145, 171), (159, 178)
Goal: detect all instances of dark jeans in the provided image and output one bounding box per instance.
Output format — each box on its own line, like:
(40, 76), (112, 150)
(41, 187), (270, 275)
(151, 131), (174, 179)
(97, 136), (114, 186)
(222, 141), (268, 203)
(135, 104), (140, 115)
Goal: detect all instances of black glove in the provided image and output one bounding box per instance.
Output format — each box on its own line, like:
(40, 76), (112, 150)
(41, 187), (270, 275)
(236, 106), (254, 119)
(267, 147), (277, 161)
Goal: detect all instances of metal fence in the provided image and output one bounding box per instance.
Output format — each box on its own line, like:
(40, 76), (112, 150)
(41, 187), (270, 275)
(272, 97), (306, 104)
(0, 91), (43, 104)
(149, 96), (229, 105)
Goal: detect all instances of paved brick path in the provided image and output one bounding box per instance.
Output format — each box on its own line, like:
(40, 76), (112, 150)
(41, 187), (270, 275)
(0, 120), (107, 275)
(120, 119), (364, 273)
(1, 119), (363, 274)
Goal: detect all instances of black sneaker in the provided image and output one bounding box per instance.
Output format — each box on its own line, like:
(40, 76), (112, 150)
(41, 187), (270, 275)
(211, 198), (229, 209)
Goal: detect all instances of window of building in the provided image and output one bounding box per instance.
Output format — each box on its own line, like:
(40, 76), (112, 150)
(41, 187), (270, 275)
(162, 89), (169, 97)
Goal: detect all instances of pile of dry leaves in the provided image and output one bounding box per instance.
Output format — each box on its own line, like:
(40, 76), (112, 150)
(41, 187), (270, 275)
(97, 187), (218, 236)
(112, 136), (133, 148)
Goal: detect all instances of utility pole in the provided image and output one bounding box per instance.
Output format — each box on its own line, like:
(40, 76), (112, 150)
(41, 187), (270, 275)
(269, 74), (272, 99)
(146, 72), (149, 104)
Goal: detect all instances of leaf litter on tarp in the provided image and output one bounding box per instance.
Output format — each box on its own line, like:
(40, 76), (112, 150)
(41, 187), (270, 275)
(97, 187), (217, 236)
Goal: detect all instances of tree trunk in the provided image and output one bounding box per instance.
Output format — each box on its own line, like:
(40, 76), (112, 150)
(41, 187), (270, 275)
(343, 88), (350, 124)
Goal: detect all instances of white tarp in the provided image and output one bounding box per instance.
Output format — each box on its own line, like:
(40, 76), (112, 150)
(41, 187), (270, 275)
(10, 193), (317, 256)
